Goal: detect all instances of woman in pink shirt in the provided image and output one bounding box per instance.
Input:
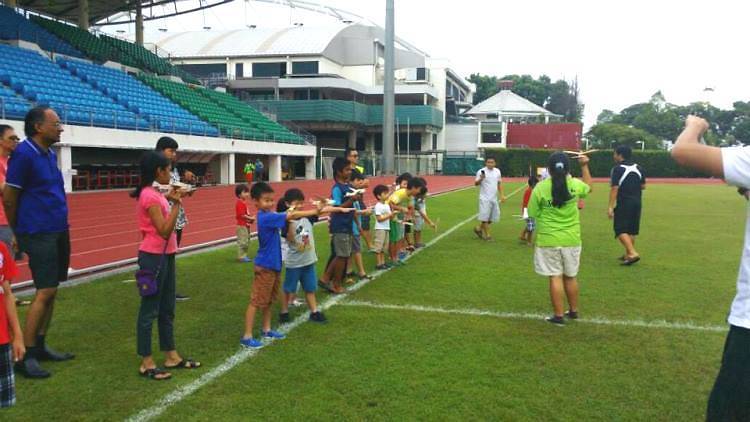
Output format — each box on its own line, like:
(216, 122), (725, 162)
(132, 151), (201, 381)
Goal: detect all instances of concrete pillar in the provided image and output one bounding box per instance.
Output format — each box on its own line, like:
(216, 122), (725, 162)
(348, 129), (357, 149)
(305, 156), (316, 180)
(220, 153), (235, 185)
(57, 145), (73, 193)
(78, 0), (89, 31)
(268, 155), (282, 182)
(135, 4), (144, 46)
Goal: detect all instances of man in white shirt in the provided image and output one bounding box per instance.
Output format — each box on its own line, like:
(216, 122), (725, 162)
(473, 157), (506, 240)
(672, 115), (750, 420)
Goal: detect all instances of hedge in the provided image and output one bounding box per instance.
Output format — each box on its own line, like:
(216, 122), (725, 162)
(468, 149), (711, 178)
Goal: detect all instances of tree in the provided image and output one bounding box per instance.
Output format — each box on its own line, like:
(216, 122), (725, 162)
(585, 123), (660, 150)
(597, 109), (616, 124)
(467, 74), (499, 105)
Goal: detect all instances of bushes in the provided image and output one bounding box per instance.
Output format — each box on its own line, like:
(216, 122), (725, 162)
(480, 149), (709, 178)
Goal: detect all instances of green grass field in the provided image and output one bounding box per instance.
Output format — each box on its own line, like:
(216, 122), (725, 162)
(4, 181), (743, 421)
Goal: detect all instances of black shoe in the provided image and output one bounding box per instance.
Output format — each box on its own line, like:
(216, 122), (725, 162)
(176, 293), (190, 302)
(15, 357), (51, 379)
(279, 312), (290, 324)
(37, 346), (75, 362)
(545, 316), (565, 326)
(564, 310), (579, 320)
(309, 311), (328, 324)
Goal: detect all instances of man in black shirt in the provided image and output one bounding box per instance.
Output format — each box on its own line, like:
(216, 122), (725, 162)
(608, 145), (645, 266)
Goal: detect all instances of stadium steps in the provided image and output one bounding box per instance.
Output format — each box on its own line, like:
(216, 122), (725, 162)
(0, 43), (147, 130)
(57, 58), (219, 137)
(0, 5), (82, 58)
(138, 74), (287, 141)
(197, 89), (303, 144)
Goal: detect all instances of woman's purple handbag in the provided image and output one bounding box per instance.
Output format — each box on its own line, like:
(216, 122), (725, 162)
(135, 244), (167, 297)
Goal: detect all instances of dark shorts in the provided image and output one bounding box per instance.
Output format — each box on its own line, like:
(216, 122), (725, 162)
(17, 231), (70, 290)
(707, 325), (750, 421)
(361, 215), (371, 231)
(614, 200), (641, 237)
(0, 343), (15, 408)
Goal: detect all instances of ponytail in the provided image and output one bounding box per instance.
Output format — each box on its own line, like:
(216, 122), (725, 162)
(548, 152), (571, 208)
(131, 151), (169, 199)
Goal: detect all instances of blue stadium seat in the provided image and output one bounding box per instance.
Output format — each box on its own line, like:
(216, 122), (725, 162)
(57, 58), (219, 136)
(0, 43), (145, 130)
(0, 5), (82, 58)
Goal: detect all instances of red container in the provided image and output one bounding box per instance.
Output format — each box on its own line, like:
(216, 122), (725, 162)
(507, 123), (582, 150)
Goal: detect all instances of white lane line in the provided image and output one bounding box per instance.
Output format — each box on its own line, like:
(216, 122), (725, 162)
(127, 210), (483, 422)
(340, 300), (727, 333)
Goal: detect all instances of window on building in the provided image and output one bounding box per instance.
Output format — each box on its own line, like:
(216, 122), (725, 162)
(292, 61), (319, 75)
(416, 67), (427, 81)
(176, 63), (226, 78)
(293, 90), (320, 100)
(252, 62), (287, 77)
(235, 63), (244, 78)
(432, 133), (438, 150)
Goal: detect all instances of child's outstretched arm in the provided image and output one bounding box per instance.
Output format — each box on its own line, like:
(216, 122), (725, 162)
(419, 209), (436, 228)
(3, 280), (24, 362)
(320, 206), (355, 215)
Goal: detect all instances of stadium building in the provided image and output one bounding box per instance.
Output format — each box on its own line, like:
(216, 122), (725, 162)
(0, 1), (317, 192)
(147, 22), (474, 176)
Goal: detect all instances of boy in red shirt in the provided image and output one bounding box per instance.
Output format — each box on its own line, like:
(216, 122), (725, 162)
(235, 184), (255, 263)
(519, 175), (539, 245)
(0, 242), (23, 407)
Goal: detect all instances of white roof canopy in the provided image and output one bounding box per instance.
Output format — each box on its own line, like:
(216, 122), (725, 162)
(466, 90), (560, 117)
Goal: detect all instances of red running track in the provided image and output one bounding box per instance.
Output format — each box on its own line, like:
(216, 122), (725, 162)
(13, 176), (474, 285)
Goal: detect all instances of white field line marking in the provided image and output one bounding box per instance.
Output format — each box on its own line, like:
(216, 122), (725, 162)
(126, 201), (490, 421)
(340, 300), (728, 333)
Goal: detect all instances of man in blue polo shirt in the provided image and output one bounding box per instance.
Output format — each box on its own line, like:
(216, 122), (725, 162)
(3, 106), (73, 379)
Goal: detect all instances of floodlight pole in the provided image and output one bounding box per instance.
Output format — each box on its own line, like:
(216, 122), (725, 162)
(382, 0), (395, 175)
(135, 3), (144, 45)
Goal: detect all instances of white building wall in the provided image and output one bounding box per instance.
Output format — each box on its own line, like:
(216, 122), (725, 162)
(340, 65), (375, 86)
(445, 123), (480, 153)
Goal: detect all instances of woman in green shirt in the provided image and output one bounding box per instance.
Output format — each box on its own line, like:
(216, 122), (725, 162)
(527, 152), (593, 325)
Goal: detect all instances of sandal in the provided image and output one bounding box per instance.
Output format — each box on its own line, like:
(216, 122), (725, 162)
(318, 280), (334, 293)
(621, 256), (641, 266)
(140, 367), (172, 380)
(165, 358), (202, 370)
(358, 273), (373, 280)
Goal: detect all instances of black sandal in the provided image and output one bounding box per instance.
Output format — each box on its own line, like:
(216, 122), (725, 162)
(165, 358), (201, 369)
(621, 256), (641, 266)
(140, 367), (172, 380)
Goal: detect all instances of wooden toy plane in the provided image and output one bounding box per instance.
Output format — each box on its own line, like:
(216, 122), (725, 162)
(563, 149), (599, 158)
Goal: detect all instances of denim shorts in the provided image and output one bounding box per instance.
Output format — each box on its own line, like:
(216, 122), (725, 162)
(283, 263), (317, 293)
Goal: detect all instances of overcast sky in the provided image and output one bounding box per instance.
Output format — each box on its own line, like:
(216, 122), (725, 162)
(102, 0), (750, 129)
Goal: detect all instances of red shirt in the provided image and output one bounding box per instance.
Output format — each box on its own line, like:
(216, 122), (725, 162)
(236, 199), (251, 227)
(521, 187), (533, 211)
(0, 242), (19, 344)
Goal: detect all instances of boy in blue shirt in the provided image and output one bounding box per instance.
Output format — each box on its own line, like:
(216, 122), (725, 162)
(324, 157), (356, 294)
(241, 183), (323, 349)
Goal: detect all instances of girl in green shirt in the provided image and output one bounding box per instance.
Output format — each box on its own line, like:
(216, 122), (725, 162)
(527, 152), (593, 325)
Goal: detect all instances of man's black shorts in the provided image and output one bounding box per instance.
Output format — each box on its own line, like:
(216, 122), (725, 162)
(17, 231), (71, 289)
(613, 200), (641, 237)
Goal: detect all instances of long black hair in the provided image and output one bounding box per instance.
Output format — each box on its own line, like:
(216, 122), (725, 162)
(131, 151), (170, 199)
(548, 152), (571, 208)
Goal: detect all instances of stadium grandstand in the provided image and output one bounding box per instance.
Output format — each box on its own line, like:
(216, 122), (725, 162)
(0, 0), (316, 193)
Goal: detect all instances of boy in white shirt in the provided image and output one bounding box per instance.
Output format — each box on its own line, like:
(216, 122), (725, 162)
(474, 157), (506, 240)
(671, 115), (750, 420)
(372, 185), (394, 270)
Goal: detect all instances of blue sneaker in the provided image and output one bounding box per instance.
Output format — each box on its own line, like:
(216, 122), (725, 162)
(262, 330), (286, 340)
(240, 337), (263, 349)
(398, 252), (407, 261)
